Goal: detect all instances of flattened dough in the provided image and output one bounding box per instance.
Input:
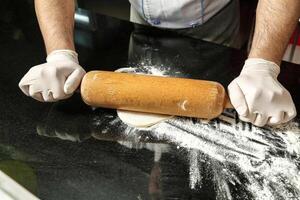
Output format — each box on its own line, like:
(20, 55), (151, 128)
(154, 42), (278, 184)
(117, 110), (173, 128)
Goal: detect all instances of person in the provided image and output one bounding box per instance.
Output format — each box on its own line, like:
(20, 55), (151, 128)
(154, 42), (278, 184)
(19, 0), (300, 127)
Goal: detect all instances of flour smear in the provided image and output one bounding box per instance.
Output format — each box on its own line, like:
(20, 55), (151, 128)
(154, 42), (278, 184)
(107, 65), (300, 200)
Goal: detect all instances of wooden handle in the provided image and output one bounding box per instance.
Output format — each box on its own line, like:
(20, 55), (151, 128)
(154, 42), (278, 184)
(224, 93), (234, 109)
(81, 71), (229, 119)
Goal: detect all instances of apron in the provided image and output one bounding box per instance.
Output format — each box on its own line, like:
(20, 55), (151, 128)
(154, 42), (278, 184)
(130, 0), (240, 48)
(129, 0), (231, 29)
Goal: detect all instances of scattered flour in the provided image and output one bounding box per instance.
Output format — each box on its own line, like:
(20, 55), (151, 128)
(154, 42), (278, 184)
(117, 112), (300, 200)
(99, 65), (300, 200)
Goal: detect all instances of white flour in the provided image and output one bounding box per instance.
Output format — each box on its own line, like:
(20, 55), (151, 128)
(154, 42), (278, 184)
(102, 65), (300, 200)
(118, 111), (300, 200)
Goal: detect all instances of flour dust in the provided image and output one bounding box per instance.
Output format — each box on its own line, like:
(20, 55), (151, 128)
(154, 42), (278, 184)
(97, 65), (300, 200)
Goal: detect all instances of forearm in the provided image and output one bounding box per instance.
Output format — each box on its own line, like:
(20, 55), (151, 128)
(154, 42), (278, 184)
(249, 0), (300, 65)
(35, 0), (76, 54)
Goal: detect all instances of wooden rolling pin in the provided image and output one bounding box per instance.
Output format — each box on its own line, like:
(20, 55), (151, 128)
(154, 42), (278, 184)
(81, 71), (233, 119)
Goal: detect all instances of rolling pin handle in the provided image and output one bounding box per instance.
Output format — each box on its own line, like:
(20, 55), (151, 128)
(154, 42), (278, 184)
(224, 94), (234, 109)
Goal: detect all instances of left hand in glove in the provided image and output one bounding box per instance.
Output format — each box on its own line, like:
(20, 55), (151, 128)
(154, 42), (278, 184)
(228, 58), (297, 127)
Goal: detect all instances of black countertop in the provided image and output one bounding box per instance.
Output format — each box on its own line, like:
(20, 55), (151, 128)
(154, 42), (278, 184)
(1, 6), (300, 200)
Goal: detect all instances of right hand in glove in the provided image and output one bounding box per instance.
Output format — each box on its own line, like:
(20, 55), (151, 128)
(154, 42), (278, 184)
(19, 50), (86, 102)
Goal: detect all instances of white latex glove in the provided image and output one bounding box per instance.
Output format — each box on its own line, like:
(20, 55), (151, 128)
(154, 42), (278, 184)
(19, 50), (86, 102)
(228, 58), (297, 127)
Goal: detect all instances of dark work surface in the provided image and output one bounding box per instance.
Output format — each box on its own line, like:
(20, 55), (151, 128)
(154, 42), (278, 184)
(1, 5), (300, 200)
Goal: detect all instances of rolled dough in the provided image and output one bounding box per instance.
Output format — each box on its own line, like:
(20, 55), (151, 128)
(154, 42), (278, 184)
(117, 110), (172, 128)
(115, 67), (173, 128)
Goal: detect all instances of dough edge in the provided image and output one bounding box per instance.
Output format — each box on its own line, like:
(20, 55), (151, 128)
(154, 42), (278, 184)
(117, 110), (173, 128)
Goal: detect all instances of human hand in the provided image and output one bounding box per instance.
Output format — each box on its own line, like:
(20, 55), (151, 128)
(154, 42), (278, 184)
(228, 58), (296, 127)
(19, 50), (86, 102)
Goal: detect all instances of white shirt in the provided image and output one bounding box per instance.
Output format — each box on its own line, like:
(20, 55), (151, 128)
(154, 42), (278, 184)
(129, 0), (231, 29)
